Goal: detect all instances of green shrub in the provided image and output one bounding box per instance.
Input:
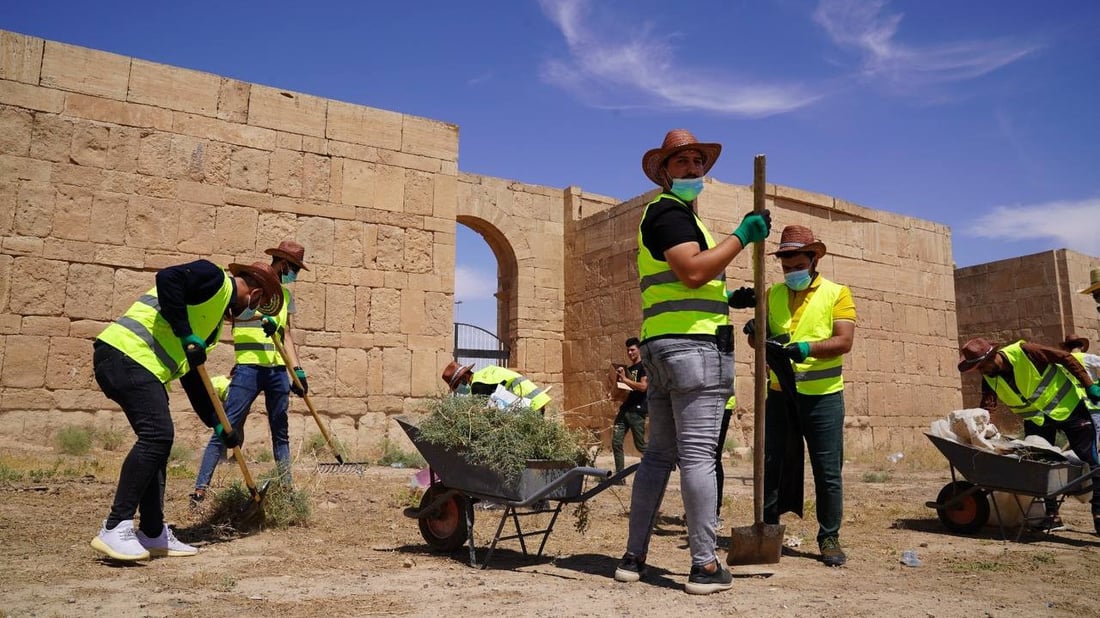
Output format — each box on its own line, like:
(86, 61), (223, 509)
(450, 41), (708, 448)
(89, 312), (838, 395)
(56, 426), (93, 456)
(415, 395), (591, 481)
(97, 428), (129, 452)
(256, 449), (274, 463)
(376, 438), (426, 468)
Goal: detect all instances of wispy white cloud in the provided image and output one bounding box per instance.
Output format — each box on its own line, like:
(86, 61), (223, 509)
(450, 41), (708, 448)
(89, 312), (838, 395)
(454, 265), (497, 301)
(966, 198), (1100, 255)
(537, 0), (822, 117)
(813, 0), (1041, 92)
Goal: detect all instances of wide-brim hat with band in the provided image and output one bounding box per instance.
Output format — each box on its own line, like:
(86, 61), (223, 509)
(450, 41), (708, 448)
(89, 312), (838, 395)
(642, 129), (722, 188)
(1079, 267), (1100, 295)
(958, 337), (998, 372)
(771, 225), (827, 259)
(441, 360), (474, 391)
(227, 261), (285, 316)
(1062, 333), (1089, 353)
(265, 239), (310, 271)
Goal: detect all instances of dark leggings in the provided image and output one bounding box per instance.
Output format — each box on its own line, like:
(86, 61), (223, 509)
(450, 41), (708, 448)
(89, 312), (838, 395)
(93, 343), (174, 537)
(715, 408), (733, 518)
(1024, 404), (1100, 514)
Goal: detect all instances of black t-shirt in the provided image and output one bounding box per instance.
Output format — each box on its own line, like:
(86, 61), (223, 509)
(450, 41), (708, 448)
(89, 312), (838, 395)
(620, 363), (647, 414)
(640, 194), (708, 261)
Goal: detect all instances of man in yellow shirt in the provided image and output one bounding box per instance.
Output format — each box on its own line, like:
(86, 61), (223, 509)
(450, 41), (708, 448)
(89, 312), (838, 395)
(746, 225), (855, 567)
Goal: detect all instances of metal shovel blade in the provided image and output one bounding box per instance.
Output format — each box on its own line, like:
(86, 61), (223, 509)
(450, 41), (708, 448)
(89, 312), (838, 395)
(727, 522), (785, 565)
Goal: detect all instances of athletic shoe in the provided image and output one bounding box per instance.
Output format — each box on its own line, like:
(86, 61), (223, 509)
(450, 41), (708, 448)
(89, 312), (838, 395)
(613, 552), (647, 582)
(90, 520), (150, 561)
(819, 536), (847, 567)
(136, 524), (198, 557)
(1029, 515), (1065, 532)
(685, 560), (733, 595)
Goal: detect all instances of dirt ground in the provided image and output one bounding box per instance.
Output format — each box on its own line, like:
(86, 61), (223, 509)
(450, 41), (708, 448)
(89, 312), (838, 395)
(3, 435), (1100, 618)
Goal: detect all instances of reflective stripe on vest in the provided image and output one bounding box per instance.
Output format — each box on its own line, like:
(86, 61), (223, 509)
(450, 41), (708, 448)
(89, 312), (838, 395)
(766, 277), (845, 395)
(637, 193), (729, 340)
(233, 286), (291, 366)
(984, 341), (1084, 425)
(472, 366), (551, 410)
(96, 273), (233, 383)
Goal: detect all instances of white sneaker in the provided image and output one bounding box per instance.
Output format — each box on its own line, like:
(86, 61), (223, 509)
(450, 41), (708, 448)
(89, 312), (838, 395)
(136, 524), (198, 557)
(90, 520), (150, 561)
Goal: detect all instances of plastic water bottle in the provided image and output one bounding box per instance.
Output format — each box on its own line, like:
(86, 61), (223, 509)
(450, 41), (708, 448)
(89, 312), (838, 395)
(887, 452), (904, 464)
(900, 550), (921, 567)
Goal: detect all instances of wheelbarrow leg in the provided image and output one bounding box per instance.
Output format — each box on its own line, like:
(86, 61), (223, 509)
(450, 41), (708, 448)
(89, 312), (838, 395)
(464, 498), (479, 568)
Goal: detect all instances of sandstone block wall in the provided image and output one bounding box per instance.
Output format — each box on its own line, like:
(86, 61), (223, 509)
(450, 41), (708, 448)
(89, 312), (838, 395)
(955, 249), (1100, 430)
(564, 179), (964, 452)
(0, 30), (460, 457)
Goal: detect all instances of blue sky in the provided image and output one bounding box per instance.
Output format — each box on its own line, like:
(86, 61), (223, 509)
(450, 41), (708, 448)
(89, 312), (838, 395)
(6, 0), (1099, 334)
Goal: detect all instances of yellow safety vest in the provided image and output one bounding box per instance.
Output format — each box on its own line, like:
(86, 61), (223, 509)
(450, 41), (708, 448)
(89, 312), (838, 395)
(233, 287), (291, 366)
(767, 277), (845, 395)
(984, 341), (1085, 424)
(472, 366), (551, 411)
(96, 272), (233, 383)
(637, 193), (728, 341)
(210, 375), (231, 402)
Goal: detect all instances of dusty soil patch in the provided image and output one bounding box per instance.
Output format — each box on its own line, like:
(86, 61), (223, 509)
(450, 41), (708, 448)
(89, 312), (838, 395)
(2, 440), (1099, 617)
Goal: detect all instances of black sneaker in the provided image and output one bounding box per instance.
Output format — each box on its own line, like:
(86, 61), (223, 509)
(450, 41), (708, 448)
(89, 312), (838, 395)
(613, 552), (646, 582)
(1030, 514), (1065, 532)
(188, 492), (205, 508)
(819, 536), (847, 567)
(685, 560), (733, 595)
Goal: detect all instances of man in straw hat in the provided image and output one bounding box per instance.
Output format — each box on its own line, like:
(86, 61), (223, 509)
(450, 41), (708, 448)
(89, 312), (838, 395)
(742, 224), (855, 566)
(1080, 266), (1100, 314)
(91, 258), (283, 560)
(614, 129), (771, 594)
(440, 360), (551, 411)
(192, 240), (311, 505)
(959, 336), (1100, 533)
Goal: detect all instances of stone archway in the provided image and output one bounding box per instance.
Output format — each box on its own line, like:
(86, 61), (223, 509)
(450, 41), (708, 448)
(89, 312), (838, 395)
(456, 215), (519, 355)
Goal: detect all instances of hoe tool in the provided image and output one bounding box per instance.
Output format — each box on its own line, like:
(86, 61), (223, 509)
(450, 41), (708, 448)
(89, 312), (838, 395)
(728, 154), (785, 566)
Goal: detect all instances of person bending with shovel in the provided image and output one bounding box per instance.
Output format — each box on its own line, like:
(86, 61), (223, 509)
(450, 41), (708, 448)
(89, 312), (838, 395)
(91, 259), (283, 561)
(191, 240), (310, 505)
(613, 129), (771, 595)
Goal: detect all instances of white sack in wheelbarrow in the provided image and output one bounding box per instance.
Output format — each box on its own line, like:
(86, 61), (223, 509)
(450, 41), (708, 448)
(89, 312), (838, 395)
(944, 408), (1001, 451)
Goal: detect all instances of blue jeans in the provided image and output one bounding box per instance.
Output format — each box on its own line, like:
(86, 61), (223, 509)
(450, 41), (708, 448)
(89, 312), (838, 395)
(763, 389), (845, 545)
(625, 337), (733, 567)
(93, 342), (173, 538)
(195, 364), (291, 490)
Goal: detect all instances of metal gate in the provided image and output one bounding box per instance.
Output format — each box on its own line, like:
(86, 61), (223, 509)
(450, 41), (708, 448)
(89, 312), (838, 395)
(453, 322), (508, 370)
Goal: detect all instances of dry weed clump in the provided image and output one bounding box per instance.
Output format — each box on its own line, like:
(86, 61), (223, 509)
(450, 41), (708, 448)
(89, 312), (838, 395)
(201, 477), (311, 535)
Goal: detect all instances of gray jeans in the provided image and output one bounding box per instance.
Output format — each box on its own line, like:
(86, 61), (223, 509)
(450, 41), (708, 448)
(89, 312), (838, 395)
(626, 337), (733, 567)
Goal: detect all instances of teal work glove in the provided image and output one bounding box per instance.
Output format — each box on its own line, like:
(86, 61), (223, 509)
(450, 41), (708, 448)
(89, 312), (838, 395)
(767, 340), (811, 362)
(1087, 383), (1100, 404)
(732, 209), (772, 246)
(290, 366), (308, 397)
(214, 422), (243, 449)
(179, 333), (206, 367)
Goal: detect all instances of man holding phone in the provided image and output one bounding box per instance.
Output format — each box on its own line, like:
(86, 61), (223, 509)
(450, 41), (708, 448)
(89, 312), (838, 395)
(611, 337), (648, 480)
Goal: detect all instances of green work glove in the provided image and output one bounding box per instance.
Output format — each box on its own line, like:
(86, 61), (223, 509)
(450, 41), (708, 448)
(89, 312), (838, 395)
(214, 422), (243, 449)
(290, 366), (308, 397)
(261, 316), (278, 338)
(1087, 383), (1100, 404)
(767, 341), (810, 362)
(179, 333), (206, 367)
(732, 209), (772, 246)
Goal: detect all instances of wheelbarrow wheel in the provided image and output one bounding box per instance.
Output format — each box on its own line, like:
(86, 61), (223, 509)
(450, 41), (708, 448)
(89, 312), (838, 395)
(418, 484), (469, 552)
(935, 481), (989, 534)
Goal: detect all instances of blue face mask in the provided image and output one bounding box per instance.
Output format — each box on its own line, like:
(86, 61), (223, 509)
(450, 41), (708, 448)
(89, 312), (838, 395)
(281, 270), (297, 285)
(236, 307), (257, 321)
(670, 177), (704, 202)
(784, 269), (812, 291)
(455, 383), (471, 395)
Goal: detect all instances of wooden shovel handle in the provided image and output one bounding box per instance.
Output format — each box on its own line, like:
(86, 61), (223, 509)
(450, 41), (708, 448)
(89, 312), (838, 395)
(192, 358), (259, 500)
(751, 155), (767, 525)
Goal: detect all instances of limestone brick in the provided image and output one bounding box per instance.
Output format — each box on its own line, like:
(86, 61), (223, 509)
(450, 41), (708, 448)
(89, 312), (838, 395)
(0, 31), (44, 84)
(30, 114), (74, 163)
(1, 335), (48, 387)
(19, 315), (68, 336)
(381, 346), (411, 395)
(402, 115), (458, 161)
(228, 146), (270, 192)
(67, 122), (109, 168)
(326, 100), (401, 150)
(372, 164), (405, 213)
(0, 389), (55, 411)
(302, 153), (331, 201)
(216, 78), (250, 123)
(403, 171), (433, 216)
(41, 40), (129, 99)
(53, 184), (93, 241)
(332, 220), (365, 267)
(400, 289), (425, 335)
(354, 286), (371, 333)
(2, 236), (42, 256)
(64, 92), (172, 130)
(269, 148), (303, 197)
(125, 196), (179, 250)
(374, 225), (403, 271)
(8, 257), (67, 315)
(248, 85), (326, 137)
(45, 336), (94, 389)
(172, 112), (276, 151)
(409, 348), (439, 396)
(0, 313), (18, 334)
(296, 216), (335, 268)
(404, 229), (433, 274)
(70, 319), (108, 340)
(87, 192), (129, 245)
(375, 149), (444, 174)
(128, 59), (220, 116)
(325, 284), (355, 333)
(335, 347), (368, 397)
(14, 182), (54, 237)
(289, 282), (325, 330)
(340, 159), (374, 208)
(0, 106), (33, 156)
(213, 205), (258, 255)
(370, 288), (401, 333)
(175, 201), (217, 255)
(0, 80), (65, 113)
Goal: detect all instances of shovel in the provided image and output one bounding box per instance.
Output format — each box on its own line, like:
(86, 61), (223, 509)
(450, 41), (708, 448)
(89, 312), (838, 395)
(728, 154), (785, 565)
(191, 355), (269, 513)
(268, 329), (365, 474)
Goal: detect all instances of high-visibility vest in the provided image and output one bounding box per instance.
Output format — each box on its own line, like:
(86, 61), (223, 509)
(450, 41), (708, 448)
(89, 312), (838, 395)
(984, 341), (1086, 424)
(233, 287), (291, 366)
(210, 375), (231, 402)
(637, 193), (728, 341)
(472, 366), (551, 411)
(767, 277), (845, 395)
(96, 272), (233, 383)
